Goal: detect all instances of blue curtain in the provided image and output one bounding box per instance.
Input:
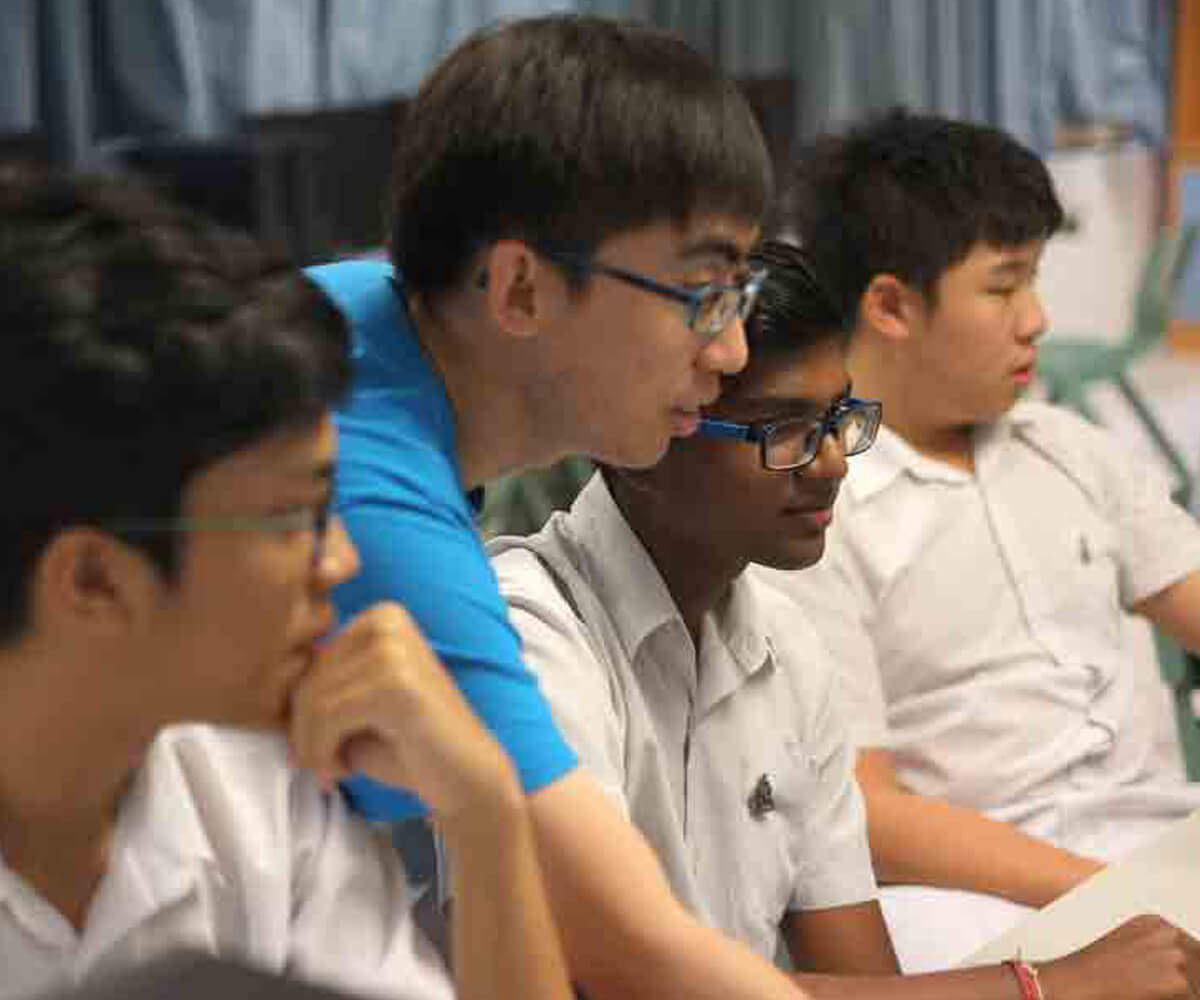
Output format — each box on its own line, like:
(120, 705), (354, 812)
(0, 0), (1172, 165)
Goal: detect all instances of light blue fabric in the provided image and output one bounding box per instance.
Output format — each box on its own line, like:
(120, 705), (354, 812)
(2, 1), (1172, 165)
(307, 260), (577, 820)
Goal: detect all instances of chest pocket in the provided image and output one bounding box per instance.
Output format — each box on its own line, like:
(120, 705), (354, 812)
(720, 736), (820, 938)
(1042, 516), (1124, 663)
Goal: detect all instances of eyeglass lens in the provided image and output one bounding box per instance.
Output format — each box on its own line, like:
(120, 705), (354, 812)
(764, 405), (876, 470)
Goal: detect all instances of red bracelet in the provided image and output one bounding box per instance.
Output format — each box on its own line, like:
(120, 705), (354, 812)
(1004, 958), (1045, 1000)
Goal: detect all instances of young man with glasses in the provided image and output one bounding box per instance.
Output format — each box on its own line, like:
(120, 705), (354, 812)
(306, 15), (816, 1000)
(757, 109), (1200, 975)
(489, 240), (1200, 1000)
(0, 166), (573, 1000)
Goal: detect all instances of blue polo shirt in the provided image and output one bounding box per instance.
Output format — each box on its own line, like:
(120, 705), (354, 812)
(307, 260), (577, 820)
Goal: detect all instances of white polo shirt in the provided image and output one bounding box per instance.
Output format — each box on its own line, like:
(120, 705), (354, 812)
(489, 474), (876, 962)
(0, 726), (451, 1000)
(755, 401), (1200, 860)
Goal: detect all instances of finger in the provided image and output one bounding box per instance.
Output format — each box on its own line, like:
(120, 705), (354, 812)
(289, 671), (378, 785)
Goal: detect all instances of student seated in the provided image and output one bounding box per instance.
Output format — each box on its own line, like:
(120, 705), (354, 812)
(310, 14), (810, 1000)
(490, 240), (1200, 999)
(0, 167), (570, 1000)
(755, 109), (1200, 970)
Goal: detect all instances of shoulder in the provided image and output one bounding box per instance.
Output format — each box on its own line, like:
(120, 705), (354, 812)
(136, 726), (340, 888)
(149, 724), (293, 786)
(1012, 399), (1103, 439)
(305, 260), (395, 310)
(491, 530), (566, 596)
(489, 527), (595, 638)
(1009, 400), (1143, 500)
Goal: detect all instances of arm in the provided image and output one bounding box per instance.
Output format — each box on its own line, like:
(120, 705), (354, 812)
(290, 603), (572, 1000)
(528, 769), (810, 1000)
(782, 905), (1200, 1000)
(495, 548), (811, 1000)
(1133, 570), (1200, 654)
(857, 748), (1103, 907)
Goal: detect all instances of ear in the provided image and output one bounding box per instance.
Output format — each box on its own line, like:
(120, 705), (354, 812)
(477, 240), (565, 340)
(859, 273), (924, 345)
(32, 529), (159, 638)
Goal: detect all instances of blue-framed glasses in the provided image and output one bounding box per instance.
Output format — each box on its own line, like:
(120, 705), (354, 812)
(538, 248), (767, 343)
(699, 397), (883, 471)
(103, 496), (336, 569)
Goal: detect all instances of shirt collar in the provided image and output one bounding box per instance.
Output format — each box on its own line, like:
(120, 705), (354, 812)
(566, 475), (772, 698)
(0, 729), (218, 952)
(125, 729), (220, 872)
(567, 474), (683, 662)
(846, 404), (1038, 503)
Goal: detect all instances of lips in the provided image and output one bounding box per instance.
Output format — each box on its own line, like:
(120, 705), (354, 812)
(670, 408), (702, 436)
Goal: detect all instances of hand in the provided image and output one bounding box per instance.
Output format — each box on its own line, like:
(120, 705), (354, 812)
(1040, 914), (1200, 1000)
(287, 602), (522, 823)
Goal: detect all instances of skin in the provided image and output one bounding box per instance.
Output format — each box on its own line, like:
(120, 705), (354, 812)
(831, 240), (1200, 997)
(0, 416), (572, 1000)
(405, 217), (811, 1000)
(606, 339), (1200, 1000)
(418, 216), (757, 485)
(851, 240), (1048, 470)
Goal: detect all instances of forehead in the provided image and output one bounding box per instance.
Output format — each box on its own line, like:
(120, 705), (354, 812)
(183, 416), (336, 512)
(721, 340), (848, 408)
(600, 214), (760, 267)
(947, 240), (1045, 279)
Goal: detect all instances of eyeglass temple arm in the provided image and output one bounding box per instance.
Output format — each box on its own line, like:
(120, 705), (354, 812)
(697, 418), (759, 442)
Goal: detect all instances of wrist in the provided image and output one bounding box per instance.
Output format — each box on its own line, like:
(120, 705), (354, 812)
(1004, 958), (1045, 1000)
(435, 760), (526, 844)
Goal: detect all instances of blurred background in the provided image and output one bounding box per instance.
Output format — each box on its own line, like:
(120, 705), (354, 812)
(3, 0), (1200, 507)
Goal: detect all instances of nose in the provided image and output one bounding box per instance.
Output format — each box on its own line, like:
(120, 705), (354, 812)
(1021, 286), (1048, 343)
(803, 430), (849, 482)
(700, 314), (749, 376)
(315, 514), (360, 588)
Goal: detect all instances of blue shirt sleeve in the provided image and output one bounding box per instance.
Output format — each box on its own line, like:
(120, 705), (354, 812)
(311, 262), (577, 821)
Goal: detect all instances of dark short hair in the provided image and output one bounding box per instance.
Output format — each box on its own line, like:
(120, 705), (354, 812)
(389, 14), (772, 300)
(0, 166), (351, 642)
(788, 108), (1064, 319)
(740, 239), (849, 365)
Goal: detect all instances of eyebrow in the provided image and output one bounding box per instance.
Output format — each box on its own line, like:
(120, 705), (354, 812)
(733, 381), (854, 416)
(676, 237), (747, 267)
(988, 258), (1037, 277)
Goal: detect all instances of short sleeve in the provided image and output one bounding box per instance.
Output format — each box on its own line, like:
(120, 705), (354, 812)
(332, 408), (577, 818)
(309, 261), (576, 821)
(782, 623), (876, 911)
(1078, 418), (1200, 606)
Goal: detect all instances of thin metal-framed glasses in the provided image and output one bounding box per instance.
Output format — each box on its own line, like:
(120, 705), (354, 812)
(538, 248), (768, 343)
(698, 397), (883, 471)
(102, 497), (336, 569)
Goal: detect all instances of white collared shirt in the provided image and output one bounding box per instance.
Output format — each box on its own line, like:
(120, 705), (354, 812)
(755, 401), (1200, 858)
(489, 475), (876, 962)
(0, 726), (452, 1000)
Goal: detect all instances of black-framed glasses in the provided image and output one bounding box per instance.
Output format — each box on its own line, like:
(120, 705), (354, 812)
(698, 397), (883, 471)
(538, 248), (767, 343)
(103, 497), (337, 569)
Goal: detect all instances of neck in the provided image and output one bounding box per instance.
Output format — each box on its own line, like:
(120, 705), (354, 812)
(409, 293), (567, 489)
(848, 337), (976, 472)
(611, 480), (744, 647)
(0, 642), (157, 854)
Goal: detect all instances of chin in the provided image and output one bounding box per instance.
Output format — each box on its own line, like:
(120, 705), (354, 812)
(599, 433), (670, 471)
(758, 540), (825, 572)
